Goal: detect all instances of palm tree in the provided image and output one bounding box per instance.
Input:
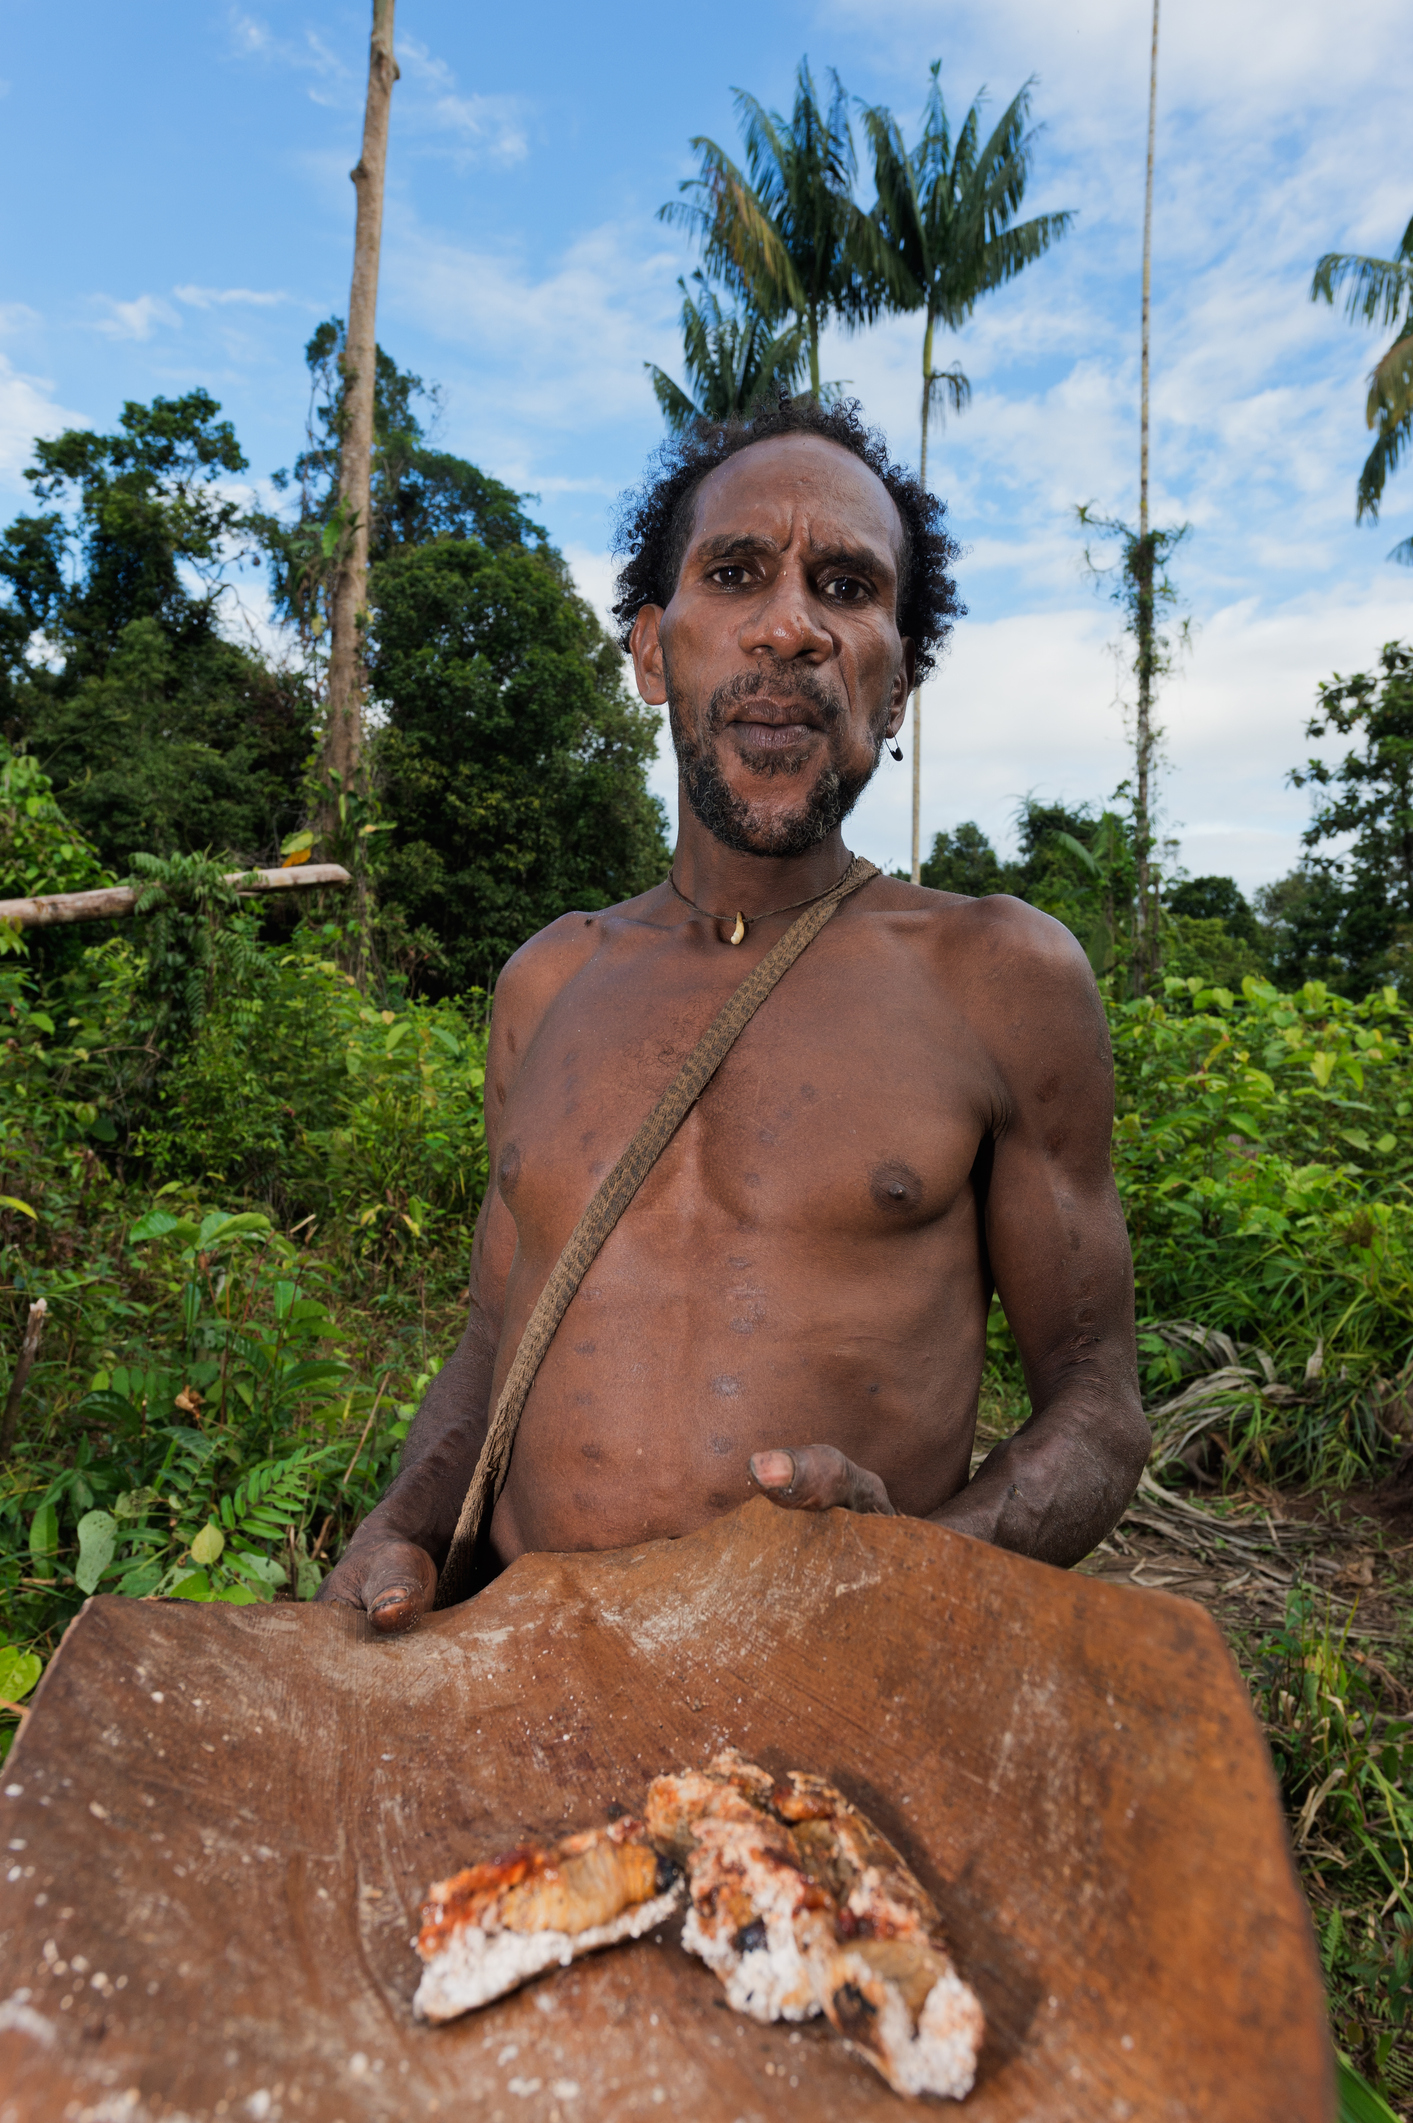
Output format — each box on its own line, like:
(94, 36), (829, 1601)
(861, 66), (1073, 878)
(659, 59), (886, 399)
(1312, 215), (1413, 565)
(647, 277), (811, 434)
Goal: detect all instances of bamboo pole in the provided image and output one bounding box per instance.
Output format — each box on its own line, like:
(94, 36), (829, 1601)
(0, 864), (352, 931)
(321, 0), (399, 811)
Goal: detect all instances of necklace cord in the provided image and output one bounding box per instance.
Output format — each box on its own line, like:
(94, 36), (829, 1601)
(667, 855), (855, 932)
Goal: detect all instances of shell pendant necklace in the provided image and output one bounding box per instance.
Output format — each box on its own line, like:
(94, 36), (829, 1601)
(667, 857), (853, 945)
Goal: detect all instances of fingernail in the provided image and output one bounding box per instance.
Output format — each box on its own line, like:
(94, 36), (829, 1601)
(751, 1450), (795, 1489)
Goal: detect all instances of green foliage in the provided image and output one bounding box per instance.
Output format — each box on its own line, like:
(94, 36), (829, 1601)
(1252, 1589), (1412, 2102)
(1283, 642), (1413, 996)
(0, 743), (110, 904)
(647, 275), (811, 432)
(1167, 874), (1261, 942)
(0, 392), (314, 871)
(1113, 973), (1413, 1482)
(368, 538), (669, 984)
(919, 820), (1006, 897)
(256, 319), (547, 647)
(860, 63), (1071, 457)
(1159, 911), (1267, 990)
(660, 58), (888, 398)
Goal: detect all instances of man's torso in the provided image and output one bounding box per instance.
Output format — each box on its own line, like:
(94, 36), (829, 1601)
(483, 883), (1020, 1560)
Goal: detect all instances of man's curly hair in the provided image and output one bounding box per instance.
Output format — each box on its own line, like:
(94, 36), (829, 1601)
(611, 395), (962, 682)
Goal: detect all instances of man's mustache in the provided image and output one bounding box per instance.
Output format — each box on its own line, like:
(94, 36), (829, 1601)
(703, 662), (845, 736)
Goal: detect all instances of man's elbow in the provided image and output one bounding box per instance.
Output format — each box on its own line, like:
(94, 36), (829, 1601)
(1107, 1392), (1151, 1512)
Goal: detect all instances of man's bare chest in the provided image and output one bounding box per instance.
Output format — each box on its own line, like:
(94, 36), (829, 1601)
(496, 921), (997, 1255)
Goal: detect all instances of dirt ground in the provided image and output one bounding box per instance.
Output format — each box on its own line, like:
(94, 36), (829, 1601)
(1077, 1465), (1413, 1683)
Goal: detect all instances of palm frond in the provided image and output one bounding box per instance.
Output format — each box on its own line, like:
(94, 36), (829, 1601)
(646, 367), (703, 435)
(925, 362), (971, 417)
(1367, 329), (1413, 433)
(1312, 251), (1413, 330)
(647, 278), (811, 434)
(1356, 405), (1413, 522)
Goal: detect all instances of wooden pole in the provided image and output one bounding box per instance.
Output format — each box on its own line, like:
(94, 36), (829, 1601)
(1132, 0), (1160, 990)
(321, 0), (398, 817)
(910, 383), (929, 887)
(0, 864), (352, 931)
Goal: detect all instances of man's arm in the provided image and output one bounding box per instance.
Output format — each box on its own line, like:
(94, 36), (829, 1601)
(931, 909), (1147, 1562)
(751, 906), (1148, 1565)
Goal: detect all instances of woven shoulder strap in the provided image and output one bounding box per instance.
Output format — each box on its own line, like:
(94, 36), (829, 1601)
(435, 854), (879, 1606)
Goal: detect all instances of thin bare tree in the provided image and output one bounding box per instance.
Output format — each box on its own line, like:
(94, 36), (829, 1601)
(1132, 0), (1160, 982)
(322, 0), (399, 820)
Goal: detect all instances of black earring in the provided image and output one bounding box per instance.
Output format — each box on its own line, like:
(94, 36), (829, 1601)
(885, 733), (904, 761)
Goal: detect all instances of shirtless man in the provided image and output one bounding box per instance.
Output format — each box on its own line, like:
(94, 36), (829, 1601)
(322, 396), (1148, 1632)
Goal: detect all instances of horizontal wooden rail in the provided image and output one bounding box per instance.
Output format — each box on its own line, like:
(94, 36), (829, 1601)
(0, 863), (353, 929)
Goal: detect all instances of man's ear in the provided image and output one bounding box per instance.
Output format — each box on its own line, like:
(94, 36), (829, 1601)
(887, 639), (916, 732)
(630, 606), (667, 707)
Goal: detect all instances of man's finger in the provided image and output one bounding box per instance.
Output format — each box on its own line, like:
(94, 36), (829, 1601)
(356, 1540), (438, 1634)
(749, 1443), (893, 1514)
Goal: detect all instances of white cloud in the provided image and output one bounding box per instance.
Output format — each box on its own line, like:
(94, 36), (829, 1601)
(0, 358), (86, 480)
(396, 37), (529, 164)
(383, 214), (685, 455)
(226, 8), (351, 105)
(90, 294), (180, 342)
(173, 285), (289, 310)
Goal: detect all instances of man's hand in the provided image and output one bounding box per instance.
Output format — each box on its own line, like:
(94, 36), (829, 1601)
(748, 1445), (896, 1517)
(317, 1530), (438, 1635)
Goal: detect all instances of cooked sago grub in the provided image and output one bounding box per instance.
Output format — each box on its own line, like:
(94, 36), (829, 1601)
(645, 1750), (984, 2100)
(412, 1815), (683, 2023)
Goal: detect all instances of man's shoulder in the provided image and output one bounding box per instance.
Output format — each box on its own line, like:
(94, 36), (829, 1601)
(860, 875), (1092, 978)
(494, 887), (664, 1013)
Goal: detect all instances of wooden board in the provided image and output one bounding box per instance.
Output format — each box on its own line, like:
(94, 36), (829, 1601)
(0, 1498), (1331, 2121)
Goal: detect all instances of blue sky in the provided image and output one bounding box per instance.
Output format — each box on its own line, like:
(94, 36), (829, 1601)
(2, 0), (1411, 891)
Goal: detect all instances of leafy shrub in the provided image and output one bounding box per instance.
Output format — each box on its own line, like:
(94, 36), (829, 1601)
(1113, 973), (1413, 1483)
(1251, 1589), (1413, 2103)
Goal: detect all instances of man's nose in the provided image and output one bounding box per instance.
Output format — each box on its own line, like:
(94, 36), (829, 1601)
(738, 564), (832, 662)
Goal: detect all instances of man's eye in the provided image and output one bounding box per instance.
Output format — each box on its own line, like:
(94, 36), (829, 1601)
(708, 564), (752, 587)
(823, 576), (871, 603)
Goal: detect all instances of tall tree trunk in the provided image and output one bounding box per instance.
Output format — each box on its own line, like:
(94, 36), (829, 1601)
(910, 315), (935, 885)
(321, 0), (398, 821)
(1132, 0), (1160, 992)
(808, 304), (821, 398)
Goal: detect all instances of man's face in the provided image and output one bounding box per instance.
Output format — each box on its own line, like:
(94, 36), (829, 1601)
(630, 435), (914, 858)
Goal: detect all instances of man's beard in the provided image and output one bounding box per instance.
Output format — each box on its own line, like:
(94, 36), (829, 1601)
(667, 660), (884, 859)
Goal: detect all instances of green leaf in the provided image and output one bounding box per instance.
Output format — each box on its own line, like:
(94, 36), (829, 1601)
(0, 1194), (38, 1220)
(168, 1571), (212, 1602)
(190, 1523), (224, 1567)
(1337, 2055), (1400, 2123)
(212, 1584), (262, 1605)
(114, 1559), (163, 1598)
(197, 1210), (271, 1248)
(0, 1646), (43, 1705)
(75, 1510), (118, 1595)
(128, 1207), (197, 1244)
(28, 1500), (58, 1567)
